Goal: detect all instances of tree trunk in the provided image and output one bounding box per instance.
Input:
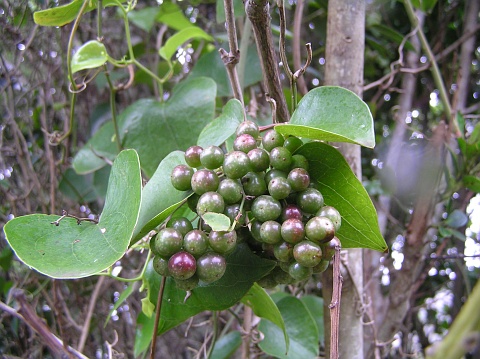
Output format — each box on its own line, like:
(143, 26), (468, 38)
(321, 1), (365, 358)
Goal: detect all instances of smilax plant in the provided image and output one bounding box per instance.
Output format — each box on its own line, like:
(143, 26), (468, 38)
(3, 0), (387, 357)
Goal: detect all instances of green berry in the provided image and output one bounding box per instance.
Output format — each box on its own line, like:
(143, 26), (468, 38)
(200, 145), (224, 169)
(209, 230), (237, 254)
(317, 206), (342, 231)
(197, 191), (225, 216)
(197, 253), (227, 283)
(152, 228), (183, 257)
(234, 134), (257, 153)
(168, 251), (197, 280)
(185, 146), (203, 168)
(217, 178), (243, 204)
(321, 236), (341, 261)
(288, 262), (313, 281)
(264, 169), (288, 185)
(281, 218), (305, 244)
(183, 230), (208, 258)
(236, 120), (260, 138)
(260, 220), (282, 244)
(268, 177), (291, 200)
(248, 148), (270, 172)
(312, 259), (330, 273)
(293, 240), (322, 267)
(262, 129), (284, 151)
(287, 168), (310, 192)
(167, 217), (194, 237)
(269, 146), (292, 172)
(152, 256), (169, 276)
(171, 165), (194, 191)
(242, 172), (267, 196)
(250, 220), (263, 242)
(191, 169), (219, 195)
(273, 241), (293, 262)
(251, 195), (282, 222)
(296, 188), (324, 214)
(281, 204), (303, 222)
(305, 216), (335, 243)
(175, 275), (199, 291)
(223, 151), (251, 179)
(283, 136), (303, 153)
(291, 154), (309, 170)
(224, 203), (245, 228)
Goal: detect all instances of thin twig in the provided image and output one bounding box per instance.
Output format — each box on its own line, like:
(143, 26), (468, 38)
(329, 242), (343, 359)
(150, 276), (167, 359)
(293, 0), (308, 95)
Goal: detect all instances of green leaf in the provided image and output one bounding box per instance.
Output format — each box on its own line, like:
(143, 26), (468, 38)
(73, 77), (216, 177)
(241, 283), (288, 349)
(411, 0), (438, 13)
(159, 27), (213, 61)
(258, 296), (319, 358)
(210, 331), (242, 359)
(202, 213), (231, 232)
(71, 40), (109, 74)
(34, 0), (125, 26)
(300, 295), (325, 345)
(197, 99), (243, 147)
(296, 142), (387, 251)
(463, 175), (480, 193)
(154, 243), (275, 334)
(3, 150), (142, 278)
(128, 7), (161, 32)
(132, 151), (190, 243)
(134, 312), (155, 358)
(445, 210), (469, 229)
(157, 1), (196, 31)
(368, 24), (415, 52)
(275, 86), (375, 148)
(58, 168), (98, 203)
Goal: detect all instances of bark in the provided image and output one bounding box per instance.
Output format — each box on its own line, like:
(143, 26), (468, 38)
(321, 1), (365, 358)
(245, 0), (290, 123)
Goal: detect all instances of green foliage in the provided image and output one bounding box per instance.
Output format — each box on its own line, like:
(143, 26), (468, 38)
(71, 40), (109, 74)
(297, 142), (387, 251)
(159, 27), (213, 61)
(275, 86), (375, 148)
(202, 212), (231, 231)
(210, 331), (242, 359)
(3, 150), (141, 278)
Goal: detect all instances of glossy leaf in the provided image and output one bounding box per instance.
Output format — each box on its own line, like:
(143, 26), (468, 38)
(34, 0), (125, 27)
(210, 331), (242, 359)
(157, 2), (197, 31)
(197, 99), (243, 147)
(258, 296), (319, 358)
(71, 41), (109, 74)
(202, 213), (231, 232)
(3, 150), (142, 278)
(444, 209), (469, 228)
(73, 78), (216, 177)
(152, 243), (275, 334)
(275, 86), (375, 148)
(128, 7), (161, 32)
(241, 283), (288, 348)
(300, 295), (325, 345)
(58, 168), (98, 203)
(132, 151), (190, 243)
(159, 27), (213, 61)
(134, 313), (155, 358)
(296, 142), (387, 251)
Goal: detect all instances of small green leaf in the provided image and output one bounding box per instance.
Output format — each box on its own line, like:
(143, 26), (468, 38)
(159, 27), (213, 61)
(202, 213), (231, 232)
(296, 142), (387, 251)
(463, 175), (480, 193)
(128, 7), (161, 32)
(132, 151), (190, 243)
(300, 295), (325, 345)
(275, 86), (375, 148)
(4, 150), (142, 278)
(134, 312), (155, 358)
(445, 210), (469, 229)
(34, 0), (126, 26)
(241, 283), (289, 350)
(153, 243), (275, 334)
(210, 331), (242, 359)
(258, 296), (319, 358)
(71, 40), (109, 74)
(141, 297), (155, 317)
(58, 168), (98, 203)
(157, 2), (196, 31)
(197, 99), (243, 147)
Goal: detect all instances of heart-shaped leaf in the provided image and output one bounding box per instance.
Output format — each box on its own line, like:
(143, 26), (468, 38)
(3, 150), (142, 278)
(275, 86), (375, 148)
(73, 77), (216, 177)
(258, 296), (319, 358)
(197, 99), (243, 147)
(296, 142), (387, 251)
(71, 40), (109, 74)
(159, 27), (213, 61)
(132, 151), (190, 243)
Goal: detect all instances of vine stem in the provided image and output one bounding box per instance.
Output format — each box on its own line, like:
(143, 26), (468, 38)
(150, 276), (167, 359)
(329, 244), (343, 359)
(403, 0), (460, 137)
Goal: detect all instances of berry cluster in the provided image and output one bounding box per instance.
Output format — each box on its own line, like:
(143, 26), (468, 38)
(153, 121), (341, 290)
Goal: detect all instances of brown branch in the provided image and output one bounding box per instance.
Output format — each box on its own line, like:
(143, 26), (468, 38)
(245, 0), (290, 123)
(329, 243), (343, 359)
(150, 276), (167, 359)
(293, 0), (308, 95)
